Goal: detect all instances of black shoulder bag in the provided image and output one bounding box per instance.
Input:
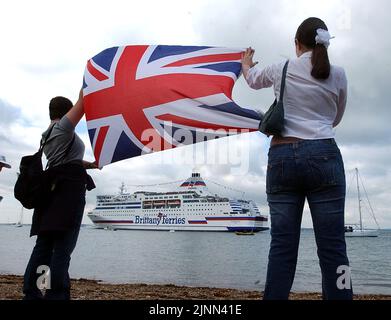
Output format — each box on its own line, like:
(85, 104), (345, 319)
(259, 60), (289, 136)
(14, 125), (75, 209)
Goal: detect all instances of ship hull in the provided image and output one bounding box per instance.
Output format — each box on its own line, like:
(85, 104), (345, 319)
(345, 230), (379, 237)
(88, 215), (268, 232)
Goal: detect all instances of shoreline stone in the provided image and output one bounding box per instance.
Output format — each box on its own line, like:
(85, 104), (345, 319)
(1, 274), (390, 300)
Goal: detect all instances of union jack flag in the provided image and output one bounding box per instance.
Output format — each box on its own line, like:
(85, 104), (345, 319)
(83, 45), (261, 167)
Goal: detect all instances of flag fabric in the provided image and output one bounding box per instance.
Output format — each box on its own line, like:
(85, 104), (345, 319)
(83, 45), (261, 167)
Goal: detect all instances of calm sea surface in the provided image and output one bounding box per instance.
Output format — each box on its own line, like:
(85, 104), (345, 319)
(0, 225), (390, 295)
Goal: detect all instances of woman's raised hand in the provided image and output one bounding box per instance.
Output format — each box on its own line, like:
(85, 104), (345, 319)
(241, 47), (258, 69)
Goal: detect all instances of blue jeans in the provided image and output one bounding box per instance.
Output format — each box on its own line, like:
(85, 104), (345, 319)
(264, 139), (353, 300)
(23, 216), (82, 300)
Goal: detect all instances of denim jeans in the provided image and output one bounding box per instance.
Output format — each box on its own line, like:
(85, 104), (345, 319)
(263, 139), (353, 300)
(23, 214), (83, 300)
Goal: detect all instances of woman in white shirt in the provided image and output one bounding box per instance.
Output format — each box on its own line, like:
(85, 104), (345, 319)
(242, 17), (353, 300)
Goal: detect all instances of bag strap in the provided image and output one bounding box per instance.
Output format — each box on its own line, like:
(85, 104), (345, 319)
(38, 123), (56, 153)
(278, 60), (289, 102)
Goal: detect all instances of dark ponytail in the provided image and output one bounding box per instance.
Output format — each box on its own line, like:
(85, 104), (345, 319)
(296, 17), (331, 80)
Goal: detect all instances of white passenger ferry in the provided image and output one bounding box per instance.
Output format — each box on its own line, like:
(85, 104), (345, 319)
(88, 173), (268, 232)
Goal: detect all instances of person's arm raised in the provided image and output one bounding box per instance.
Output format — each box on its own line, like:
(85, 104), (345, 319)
(241, 47), (274, 90)
(66, 89), (85, 128)
(241, 47), (259, 76)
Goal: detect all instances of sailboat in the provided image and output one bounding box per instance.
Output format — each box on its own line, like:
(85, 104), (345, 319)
(15, 207), (24, 227)
(345, 168), (380, 238)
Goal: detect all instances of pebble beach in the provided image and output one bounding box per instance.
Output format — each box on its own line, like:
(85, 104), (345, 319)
(1, 275), (390, 300)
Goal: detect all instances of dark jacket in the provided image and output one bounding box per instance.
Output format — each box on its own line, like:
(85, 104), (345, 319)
(30, 162), (95, 237)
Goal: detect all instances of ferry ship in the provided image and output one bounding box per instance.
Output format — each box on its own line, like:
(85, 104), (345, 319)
(88, 173), (268, 232)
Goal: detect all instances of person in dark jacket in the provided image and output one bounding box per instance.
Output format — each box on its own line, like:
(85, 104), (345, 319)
(23, 90), (98, 300)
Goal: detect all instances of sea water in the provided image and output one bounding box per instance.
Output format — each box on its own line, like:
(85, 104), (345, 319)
(0, 225), (390, 295)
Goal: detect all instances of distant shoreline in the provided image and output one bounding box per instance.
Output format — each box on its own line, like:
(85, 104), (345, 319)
(1, 275), (390, 300)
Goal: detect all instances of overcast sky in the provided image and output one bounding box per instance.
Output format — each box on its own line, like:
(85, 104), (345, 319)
(0, 0), (390, 228)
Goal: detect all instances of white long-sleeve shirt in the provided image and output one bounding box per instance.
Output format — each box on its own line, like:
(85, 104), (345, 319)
(243, 51), (347, 139)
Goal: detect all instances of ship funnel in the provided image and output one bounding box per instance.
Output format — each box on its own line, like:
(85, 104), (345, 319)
(179, 172), (210, 195)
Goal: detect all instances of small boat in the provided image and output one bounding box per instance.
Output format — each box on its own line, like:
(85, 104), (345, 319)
(344, 226), (378, 237)
(345, 168), (380, 238)
(235, 230), (255, 236)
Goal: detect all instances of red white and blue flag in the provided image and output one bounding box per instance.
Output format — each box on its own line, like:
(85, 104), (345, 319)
(83, 45), (261, 167)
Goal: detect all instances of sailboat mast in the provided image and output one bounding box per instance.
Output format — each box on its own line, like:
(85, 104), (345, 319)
(356, 168), (363, 231)
(16, 206), (24, 226)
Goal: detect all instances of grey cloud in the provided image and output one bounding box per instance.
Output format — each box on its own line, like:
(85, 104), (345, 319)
(0, 99), (21, 127)
(336, 84), (391, 145)
(335, 0), (391, 145)
(0, 132), (12, 144)
(0, 98), (35, 150)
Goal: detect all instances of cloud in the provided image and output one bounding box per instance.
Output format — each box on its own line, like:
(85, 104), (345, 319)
(20, 63), (73, 76)
(0, 99), (22, 127)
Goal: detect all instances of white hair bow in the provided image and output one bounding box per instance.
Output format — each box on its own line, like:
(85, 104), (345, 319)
(315, 28), (335, 48)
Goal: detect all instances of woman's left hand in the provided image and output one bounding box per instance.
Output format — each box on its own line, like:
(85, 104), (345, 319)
(241, 47), (258, 69)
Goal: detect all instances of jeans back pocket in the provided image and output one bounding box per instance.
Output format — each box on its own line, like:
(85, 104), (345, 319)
(307, 153), (345, 189)
(266, 159), (298, 194)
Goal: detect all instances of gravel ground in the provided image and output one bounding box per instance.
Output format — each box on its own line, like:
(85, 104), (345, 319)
(1, 275), (390, 300)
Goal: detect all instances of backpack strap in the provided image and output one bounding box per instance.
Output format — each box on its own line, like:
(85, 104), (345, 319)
(38, 123), (56, 153)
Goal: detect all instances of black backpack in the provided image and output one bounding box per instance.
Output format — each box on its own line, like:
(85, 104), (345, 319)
(14, 124), (74, 209)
